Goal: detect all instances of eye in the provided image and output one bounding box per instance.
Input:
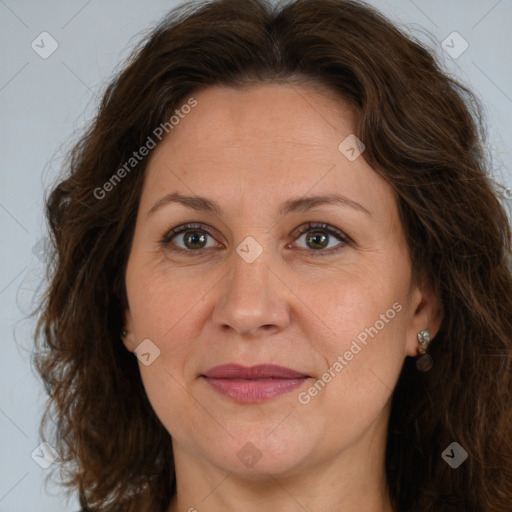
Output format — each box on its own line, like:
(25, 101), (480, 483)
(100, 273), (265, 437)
(159, 222), (350, 257)
(291, 222), (350, 257)
(160, 223), (220, 254)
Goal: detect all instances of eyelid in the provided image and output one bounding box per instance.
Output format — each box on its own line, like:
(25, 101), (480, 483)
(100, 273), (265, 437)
(291, 223), (350, 244)
(159, 222), (222, 247)
(289, 223), (351, 257)
(160, 221), (351, 256)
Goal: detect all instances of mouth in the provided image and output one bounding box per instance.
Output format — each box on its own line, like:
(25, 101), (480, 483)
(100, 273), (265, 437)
(200, 364), (311, 403)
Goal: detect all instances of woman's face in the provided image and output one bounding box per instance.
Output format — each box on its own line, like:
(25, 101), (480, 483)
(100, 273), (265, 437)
(123, 83), (437, 479)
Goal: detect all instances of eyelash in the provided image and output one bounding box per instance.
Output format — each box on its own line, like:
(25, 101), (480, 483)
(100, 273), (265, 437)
(159, 222), (351, 258)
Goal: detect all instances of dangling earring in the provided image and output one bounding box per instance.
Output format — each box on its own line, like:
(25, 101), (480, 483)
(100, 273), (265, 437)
(416, 328), (433, 372)
(416, 329), (430, 355)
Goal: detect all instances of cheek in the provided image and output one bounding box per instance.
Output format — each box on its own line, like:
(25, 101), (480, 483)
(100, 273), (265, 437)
(138, 362), (203, 449)
(297, 264), (409, 407)
(296, 302), (406, 451)
(127, 258), (210, 340)
(128, 271), (204, 429)
(127, 266), (216, 414)
(306, 262), (407, 349)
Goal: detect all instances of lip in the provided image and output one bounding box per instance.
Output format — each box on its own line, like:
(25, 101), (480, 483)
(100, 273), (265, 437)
(201, 364), (310, 403)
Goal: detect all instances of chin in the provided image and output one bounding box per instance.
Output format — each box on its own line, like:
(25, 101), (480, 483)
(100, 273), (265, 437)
(195, 429), (317, 479)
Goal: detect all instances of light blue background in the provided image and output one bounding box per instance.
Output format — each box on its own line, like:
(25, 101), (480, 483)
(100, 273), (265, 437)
(1, 1), (511, 510)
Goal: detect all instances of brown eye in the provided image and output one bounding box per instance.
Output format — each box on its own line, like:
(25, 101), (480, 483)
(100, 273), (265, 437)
(160, 222), (350, 257)
(305, 230), (329, 250)
(293, 223), (350, 257)
(179, 230), (208, 250)
(160, 224), (219, 254)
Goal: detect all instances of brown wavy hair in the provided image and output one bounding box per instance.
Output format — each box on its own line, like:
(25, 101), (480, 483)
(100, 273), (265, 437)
(33, 0), (512, 510)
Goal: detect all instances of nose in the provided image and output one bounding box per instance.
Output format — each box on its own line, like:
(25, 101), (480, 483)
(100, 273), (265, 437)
(211, 245), (292, 337)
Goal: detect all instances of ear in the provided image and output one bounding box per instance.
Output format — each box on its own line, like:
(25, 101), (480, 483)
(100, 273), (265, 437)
(121, 308), (137, 353)
(405, 276), (443, 357)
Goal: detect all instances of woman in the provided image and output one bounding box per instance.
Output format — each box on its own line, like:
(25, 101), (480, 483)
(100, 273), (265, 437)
(33, 0), (512, 511)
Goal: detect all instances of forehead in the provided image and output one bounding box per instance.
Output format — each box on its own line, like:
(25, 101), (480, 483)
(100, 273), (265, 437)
(167, 83), (357, 150)
(140, 83), (396, 223)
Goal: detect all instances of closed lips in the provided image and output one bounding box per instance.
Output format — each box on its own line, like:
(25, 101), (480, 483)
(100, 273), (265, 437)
(202, 364), (310, 379)
(200, 364), (311, 403)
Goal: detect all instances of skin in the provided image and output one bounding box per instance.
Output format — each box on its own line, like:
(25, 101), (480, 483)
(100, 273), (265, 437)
(122, 83), (442, 512)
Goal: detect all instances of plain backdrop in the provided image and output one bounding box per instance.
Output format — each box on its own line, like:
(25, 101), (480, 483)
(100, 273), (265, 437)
(1, 1), (511, 510)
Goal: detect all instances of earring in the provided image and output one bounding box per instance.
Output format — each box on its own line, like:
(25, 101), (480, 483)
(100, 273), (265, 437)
(121, 329), (128, 338)
(416, 329), (430, 355)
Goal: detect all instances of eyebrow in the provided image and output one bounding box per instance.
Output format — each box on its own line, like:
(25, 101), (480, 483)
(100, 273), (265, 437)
(147, 191), (371, 218)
